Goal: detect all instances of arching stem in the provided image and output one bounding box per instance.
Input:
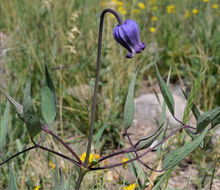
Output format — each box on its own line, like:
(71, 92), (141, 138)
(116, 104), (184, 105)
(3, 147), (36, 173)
(75, 8), (122, 189)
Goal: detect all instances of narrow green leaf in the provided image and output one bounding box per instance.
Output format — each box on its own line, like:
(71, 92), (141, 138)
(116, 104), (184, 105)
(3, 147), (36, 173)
(3, 91), (24, 121)
(9, 164), (17, 190)
(197, 107), (220, 133)
(124, 69), (138, 130)
(135, 123), (164, 150)
(41, 65), (57, 124)
(23, 78), (41, 139)
(0, 101), (10, 151)
(155, 64), (174, 115)
(162, 126), (210, 170)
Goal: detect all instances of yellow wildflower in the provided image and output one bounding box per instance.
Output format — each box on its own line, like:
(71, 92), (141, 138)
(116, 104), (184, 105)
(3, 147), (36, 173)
(80, 152), (100, 163)
(167, 5), (176, 14)
(118, 6), (127, 15)
(192, 9), (198, 15)
(34, 186), (40, 190)
(132, 9), (141, 14)
(212, 4), (218, 9)
(138, 2), (146, 10)
(184, 10), (190, 18)
(150, 27), (156, 33)
(49, 161), (55, 169)
(203, 0), (210, 2)
(151, 16), (158, 21)
(123, 183), (138, 190)
(121, 156), (129, 168)
(117, 1), (123, 6)
(151, 6), (158, 11)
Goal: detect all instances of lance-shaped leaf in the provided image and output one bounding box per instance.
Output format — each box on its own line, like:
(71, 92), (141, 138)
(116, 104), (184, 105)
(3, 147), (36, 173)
(0, 101), (10, 151)
(124, 69), (138, 130)
(23, 78), (41, 139)
(155, 64), (174, 115)
(3, 91), (24, 121)
(41, 65), (57, 124)
(196, 107), (220, 133)
(162, 125), (210, 170)
(135, 123), (164, 150)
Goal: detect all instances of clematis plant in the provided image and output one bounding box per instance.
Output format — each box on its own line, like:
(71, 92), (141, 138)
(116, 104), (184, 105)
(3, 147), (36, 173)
(0, 8), (219, 190)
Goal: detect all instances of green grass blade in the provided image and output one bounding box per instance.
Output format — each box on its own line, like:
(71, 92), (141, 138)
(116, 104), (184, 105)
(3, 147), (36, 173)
(9, 164), (17, 190)
(181, 89), (204, 148)
(41, 65), (57, 124)
(183, 64), (206, 123)
(0, 101), (10, 151)
(65, 167), (74, 190)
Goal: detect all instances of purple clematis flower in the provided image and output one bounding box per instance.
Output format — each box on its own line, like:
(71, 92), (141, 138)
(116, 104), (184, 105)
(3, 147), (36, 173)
(113, 19), (146, 58)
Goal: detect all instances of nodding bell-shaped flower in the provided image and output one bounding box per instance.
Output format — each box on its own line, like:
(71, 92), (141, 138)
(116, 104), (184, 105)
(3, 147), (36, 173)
(113, 19), (146, 58)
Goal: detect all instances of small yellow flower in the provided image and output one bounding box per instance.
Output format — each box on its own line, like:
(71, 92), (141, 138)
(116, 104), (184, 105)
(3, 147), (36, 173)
(117, 1), (123, 6)
(123, 183), (138, 190)
(151, 6), (158, 11)
(49, 161), (55, 169)
(203, 0), (210, 2)
(138, 2), (146, 10)
(151, 16), (158, 21)
(184, 10), (190, 18)
(118, 6), (127, 15)
(80, 152), (100, 163)
(132, 9), (141, 14)
(167, 5), (176, 14)
(212, 4), (218, 9)
(150, 27), (156, 33)
(34, 186), (40, 190)
(121, 156), (129, 168)
(192, 9), (198, 15)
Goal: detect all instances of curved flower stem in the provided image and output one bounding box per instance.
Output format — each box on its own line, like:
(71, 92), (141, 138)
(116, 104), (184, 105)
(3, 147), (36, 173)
(75, 8), (122, 189)
(41, 124), (82, 164)
(84, 8), (122, 168)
